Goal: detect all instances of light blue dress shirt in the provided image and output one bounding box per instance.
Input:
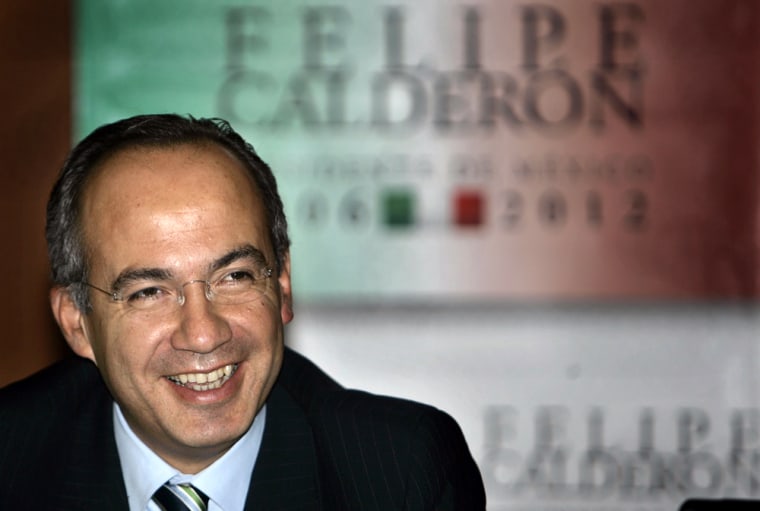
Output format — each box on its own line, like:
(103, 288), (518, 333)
(113, 403), (266, 511)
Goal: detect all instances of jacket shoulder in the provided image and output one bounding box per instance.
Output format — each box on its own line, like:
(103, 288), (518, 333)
(0, 356), (121, 505)
(317, 390), (486, 509)
(0, 356), (103, 419)
(278, 348), (485, 509)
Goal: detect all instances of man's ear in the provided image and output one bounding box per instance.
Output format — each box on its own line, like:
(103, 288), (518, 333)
(50, 287), (96, 362)
(278, 252), (294, 324)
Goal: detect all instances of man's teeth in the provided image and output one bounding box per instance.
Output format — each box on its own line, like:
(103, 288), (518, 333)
(167, 364), (237, 391)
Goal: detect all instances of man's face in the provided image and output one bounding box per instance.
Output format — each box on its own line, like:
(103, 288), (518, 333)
(54, 143), (293, 473)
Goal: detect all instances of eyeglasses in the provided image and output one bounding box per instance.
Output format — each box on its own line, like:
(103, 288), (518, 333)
(83, 265), (274, 315)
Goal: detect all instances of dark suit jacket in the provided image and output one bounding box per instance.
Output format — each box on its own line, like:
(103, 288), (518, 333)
(679, 499), (760, 510)
(0, 347), (485, 510)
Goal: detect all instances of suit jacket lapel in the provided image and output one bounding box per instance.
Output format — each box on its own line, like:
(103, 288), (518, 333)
(245, 383), (323, 510)
(56, 361), (130, 510)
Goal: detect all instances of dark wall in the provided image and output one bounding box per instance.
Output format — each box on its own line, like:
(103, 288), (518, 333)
(0, 3), (72, 386)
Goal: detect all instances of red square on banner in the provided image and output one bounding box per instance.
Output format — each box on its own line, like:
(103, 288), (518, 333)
(453, 189), (484, 227)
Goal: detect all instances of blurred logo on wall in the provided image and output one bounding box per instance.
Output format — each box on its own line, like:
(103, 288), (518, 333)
(77, 0), (758, 300)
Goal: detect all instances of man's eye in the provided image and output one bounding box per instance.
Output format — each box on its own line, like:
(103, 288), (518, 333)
(126, 286), (167, 303)
(220, 270), (256, 285)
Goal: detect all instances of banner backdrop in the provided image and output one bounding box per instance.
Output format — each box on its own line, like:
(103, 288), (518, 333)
(77, 0), (759, 301)
(75, 1), (760, 510)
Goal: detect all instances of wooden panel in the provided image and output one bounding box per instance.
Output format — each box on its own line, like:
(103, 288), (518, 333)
(0, 2), (72, 386)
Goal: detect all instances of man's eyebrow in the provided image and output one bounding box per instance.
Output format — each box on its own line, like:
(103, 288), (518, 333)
(111, 268), (173, 292)
(209, 244), (269, 272)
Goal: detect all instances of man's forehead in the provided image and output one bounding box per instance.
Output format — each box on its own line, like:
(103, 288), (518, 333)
(86, 141), (254, 192)
(78, 143), (268, 232)
(78, 142), (271, 270)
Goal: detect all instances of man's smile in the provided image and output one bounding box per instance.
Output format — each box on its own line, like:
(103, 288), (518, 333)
(166, 363), (239, 391)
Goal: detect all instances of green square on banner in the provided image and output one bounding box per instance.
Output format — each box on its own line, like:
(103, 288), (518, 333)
(382, 189), (415, 228)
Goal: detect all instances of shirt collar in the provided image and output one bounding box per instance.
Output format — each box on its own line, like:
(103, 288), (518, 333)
(113, 402), (266, 511)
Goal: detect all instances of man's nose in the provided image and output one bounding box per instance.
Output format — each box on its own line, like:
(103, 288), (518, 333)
(171, 283), (232, 353)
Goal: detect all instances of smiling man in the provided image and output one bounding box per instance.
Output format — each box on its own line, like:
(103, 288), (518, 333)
(0, 115), (485, 510)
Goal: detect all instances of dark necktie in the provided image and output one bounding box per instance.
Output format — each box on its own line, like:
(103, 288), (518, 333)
(152, 483), (209, 511)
